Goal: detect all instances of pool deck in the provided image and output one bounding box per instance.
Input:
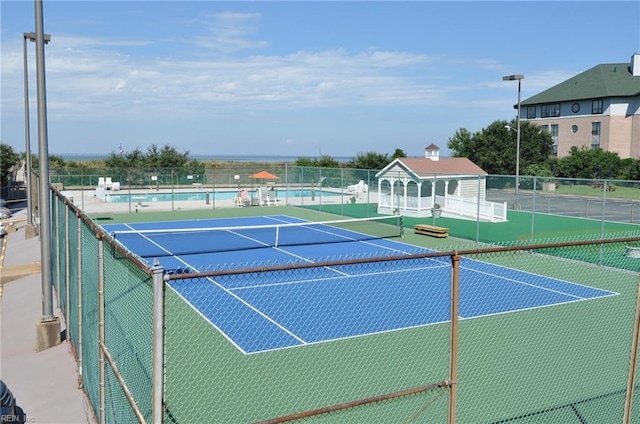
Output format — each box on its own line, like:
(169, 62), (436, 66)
(61, 187), (376, 215)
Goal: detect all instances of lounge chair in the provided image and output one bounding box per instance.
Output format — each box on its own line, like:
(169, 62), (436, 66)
(105, 177), (113, 190)
(267, 188), (277, 205)
(347, 180), (368, 194)
(258, 187), (273, 206)
(234, 190), (251, 207)
(240, 190), (251, 207)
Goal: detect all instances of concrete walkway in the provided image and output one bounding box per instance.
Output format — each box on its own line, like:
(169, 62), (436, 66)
(0, 209), (96, 424)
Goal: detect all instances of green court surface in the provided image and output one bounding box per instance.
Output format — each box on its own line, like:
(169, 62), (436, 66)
(92, 202), (640, 245)
(89, 204), (640, 422)
(301, 203), (640, 243)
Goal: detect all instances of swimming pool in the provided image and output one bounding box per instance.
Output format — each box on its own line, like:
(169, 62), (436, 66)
(105, 189), (341, 203)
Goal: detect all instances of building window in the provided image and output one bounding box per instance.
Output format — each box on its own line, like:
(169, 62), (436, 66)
(571, 124), (578, 133)
(526, 106), (536, 119)
(541, 103), (560, 118)
(551, 124), (559, 145)
(591, 122), (601, 149)
(592, 99), (603, 114)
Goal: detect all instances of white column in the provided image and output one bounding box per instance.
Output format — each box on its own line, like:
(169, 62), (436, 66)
(390, 178), (395, 209)
(403, 178), (408, 211)
(431, 180), (436, 206)
(444, 180), (450, 205)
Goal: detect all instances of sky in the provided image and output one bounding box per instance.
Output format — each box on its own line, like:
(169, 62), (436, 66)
(2, 1), (639, 159)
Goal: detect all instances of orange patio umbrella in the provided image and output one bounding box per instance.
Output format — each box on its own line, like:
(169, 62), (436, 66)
(249, 171), (279, 198)
(250, 170), (279, 180)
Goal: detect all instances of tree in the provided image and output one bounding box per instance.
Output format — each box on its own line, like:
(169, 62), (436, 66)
(556, 147), (622, 179)
(294, 157), (319, 167)
(0, 143), (20, 191)
(447, 128), (474, 158)
(619, 158), (640, 181)
(522, 163), (554, 178)
(447, 120), (554, 175)
(105, 146), (145, 169)
(347, 151), (390, 170)
(294, 155), (341, 168)
(316, 155), (341, 168)
(147, 144), (190, 169)
(391, 148), (407, 160)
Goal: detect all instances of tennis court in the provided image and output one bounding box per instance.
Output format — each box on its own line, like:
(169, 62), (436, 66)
(103, 215), (617, 355)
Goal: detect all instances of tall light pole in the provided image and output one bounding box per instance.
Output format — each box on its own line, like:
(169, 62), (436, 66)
(23, 31), (50, 230)
(33, 0), (60, 351)
(503, 74), (524, 209)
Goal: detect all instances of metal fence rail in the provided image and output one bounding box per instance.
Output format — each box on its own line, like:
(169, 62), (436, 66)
(47, 182), (640, 423)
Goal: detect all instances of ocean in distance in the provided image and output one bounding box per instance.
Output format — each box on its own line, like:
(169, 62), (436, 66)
(57, 153), (354, 163)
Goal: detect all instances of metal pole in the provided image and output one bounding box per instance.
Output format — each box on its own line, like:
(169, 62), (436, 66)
(449, 252), (460, 424)
(34, 0), (55, 321)
(22, 32), (49, 228)
(64, 202), (70, 336)
(76, 215), (84, 386)
(54, 195), (60, 294)
(475, 176), (481, 243)
(531, 177), (537, 240)
(503, 74), (524, 210)
(152, 262), (166, 424)
(22, 34), (33, 226)
(97, 238), (106, 424)
(515, 78), (522, 207)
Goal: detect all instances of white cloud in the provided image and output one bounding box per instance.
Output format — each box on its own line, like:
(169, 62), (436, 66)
(2, 26), (536, 148)
(192, 12), (269, 53)
(3, 36), (467, 123)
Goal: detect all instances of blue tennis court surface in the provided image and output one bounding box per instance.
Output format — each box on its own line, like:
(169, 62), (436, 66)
(103, 215), (617, 354)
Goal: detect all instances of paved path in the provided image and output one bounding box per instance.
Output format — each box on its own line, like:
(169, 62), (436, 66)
(0, 209), (96, 424)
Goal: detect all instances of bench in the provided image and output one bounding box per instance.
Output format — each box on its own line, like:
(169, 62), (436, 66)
(414, 224), (449, 238)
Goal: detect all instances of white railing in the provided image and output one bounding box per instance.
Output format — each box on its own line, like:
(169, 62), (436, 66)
(378, 194), (507, 222)
(438, 194), (507, 222)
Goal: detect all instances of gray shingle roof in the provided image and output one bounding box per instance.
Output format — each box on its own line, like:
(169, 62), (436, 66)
(521, 63), (640, 106)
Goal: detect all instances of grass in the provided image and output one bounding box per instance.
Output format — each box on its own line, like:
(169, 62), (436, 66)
(551, 181), (640, 200)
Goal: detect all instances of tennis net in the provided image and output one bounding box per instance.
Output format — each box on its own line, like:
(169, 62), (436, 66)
(110, 215), (404, 258)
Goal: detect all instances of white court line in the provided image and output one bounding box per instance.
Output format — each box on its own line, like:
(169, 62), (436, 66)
(120, 223), (308, 352)
(462, 266), (589, 300)
(122, 216), (618, 356)
(461, 256), (618, 297)
(231, 263), (451, 291)
(252, 214), (446, 279)
(458, 292), (618, 320)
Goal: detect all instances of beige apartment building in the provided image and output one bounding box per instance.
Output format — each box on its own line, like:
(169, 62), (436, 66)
(520, 53), (640, 159)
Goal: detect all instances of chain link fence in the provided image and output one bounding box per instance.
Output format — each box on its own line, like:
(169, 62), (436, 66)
(47, 180), (640, 423)
(45, 166), (640, 245)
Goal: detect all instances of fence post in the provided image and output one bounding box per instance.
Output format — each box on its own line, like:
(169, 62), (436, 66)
(531, 177), (537, 240)
(623, 276), (640, 423)
(152, 260), (165, 424)
(65, 200), (70, 334)
(449, 251), (460, 424)
(98, 237), (106, 424)
(54, 195), (60, 295)
(77, 215), (83, 387)
(476, 177), (481, 243)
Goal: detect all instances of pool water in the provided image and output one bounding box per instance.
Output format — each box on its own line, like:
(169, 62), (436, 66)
(105, 189), (340, 203)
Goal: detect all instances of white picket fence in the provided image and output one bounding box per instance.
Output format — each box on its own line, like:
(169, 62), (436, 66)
(378, 193), (507, 222)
